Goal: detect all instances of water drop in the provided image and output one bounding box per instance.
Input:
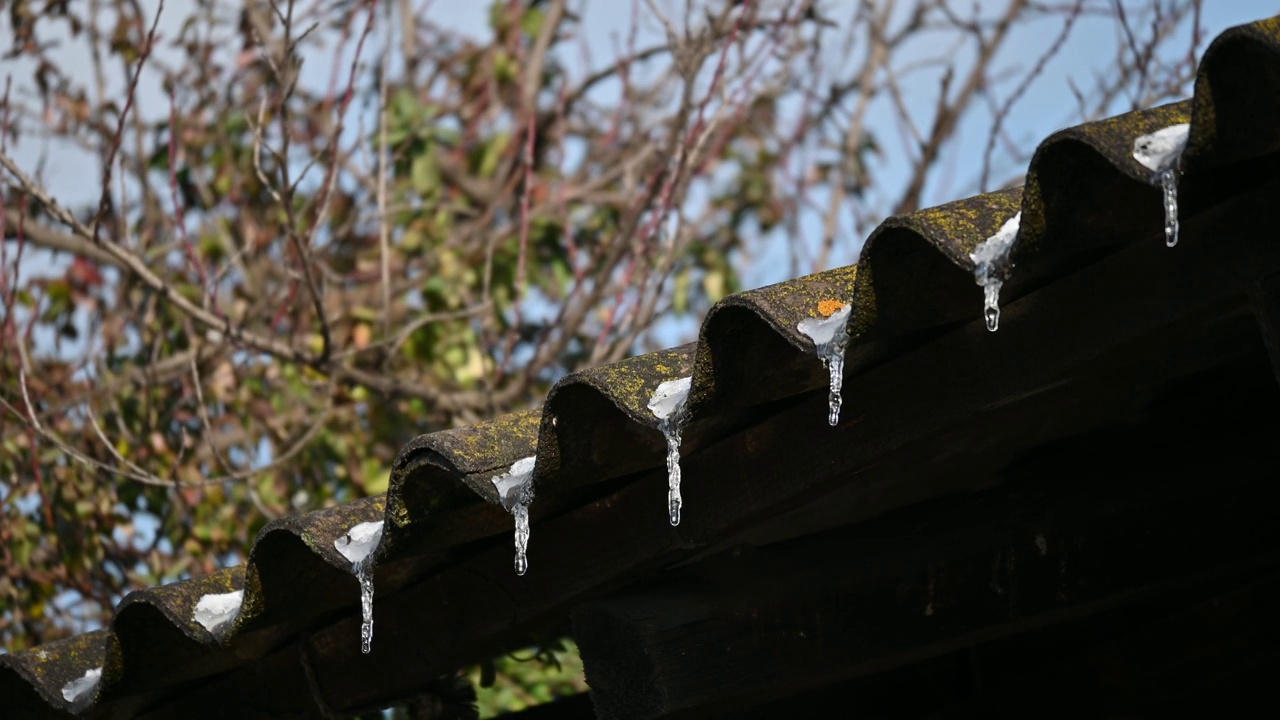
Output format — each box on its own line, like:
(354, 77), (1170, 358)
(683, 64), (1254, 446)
(669, 497), (682, 527)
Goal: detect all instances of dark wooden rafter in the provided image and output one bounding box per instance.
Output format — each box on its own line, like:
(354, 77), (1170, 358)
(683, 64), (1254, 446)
(1248, 271), (1280, 385)
(572, 392), (1280, 718)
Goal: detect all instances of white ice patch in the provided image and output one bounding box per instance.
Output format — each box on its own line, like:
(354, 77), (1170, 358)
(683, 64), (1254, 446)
(647, 377), (691, 420)
(798, 304), (852, 426)
(492, 456), (536, 575)
(335, 520), (384, 654)
(970, 212), (1022, 332)
(61, 667), (101, 704)
(1132, 123), (1189, 172)
(335, 521), (383, 565)
(193, 589), (244, 635)
(648, 377), (692, 526)
(1133, 123), (1189, 248)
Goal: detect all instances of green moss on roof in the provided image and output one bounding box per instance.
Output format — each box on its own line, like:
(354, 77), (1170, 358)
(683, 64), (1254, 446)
(446, 410), (541, 467)
(396, 409), (541, 476)
(890, 187), (1025, 263)
(1, 628), (109, 708)
(296, 495), (386, 561)
(558, 345), (696, 423)
(717, 264), (860, 345)
(117, 567), (245, 637)
(1186, 16), (1280, 167)
(1020, 100), (1192, 253)
(389, 410), (542, 526)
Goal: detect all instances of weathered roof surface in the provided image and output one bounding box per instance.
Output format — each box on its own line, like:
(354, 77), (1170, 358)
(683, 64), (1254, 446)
(6, 15), (1280, 718)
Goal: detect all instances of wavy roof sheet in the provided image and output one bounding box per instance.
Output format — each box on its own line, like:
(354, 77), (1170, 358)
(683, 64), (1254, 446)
(7, 16), (1280, 718)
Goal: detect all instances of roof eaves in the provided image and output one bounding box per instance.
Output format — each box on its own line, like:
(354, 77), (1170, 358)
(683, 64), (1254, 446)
(7, 14), (1280, 717)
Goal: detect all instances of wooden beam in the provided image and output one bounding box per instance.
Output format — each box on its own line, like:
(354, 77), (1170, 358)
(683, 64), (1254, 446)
(946, 570), (1280, 718)
(725, 570), (1280, 719)
(1249, 272), (1280, 385)
(572, 402), (1280, 719)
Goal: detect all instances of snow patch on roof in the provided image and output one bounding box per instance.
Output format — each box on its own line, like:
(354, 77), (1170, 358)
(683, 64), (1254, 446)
(970, 212), (1022, 332)
(647, 377), (692, 420)
(970, 212), (1021, 271)
(61, 667), (102, 704)
(193, 589), (244, 634)
(335, 521), (384, 565)
(1132, 123), (1189, 172)
(492, 456), (536, 511)
(797, 303), (851, 346)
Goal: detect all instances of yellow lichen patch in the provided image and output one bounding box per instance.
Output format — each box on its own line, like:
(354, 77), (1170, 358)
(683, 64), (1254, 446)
(817, 299), (847, 317)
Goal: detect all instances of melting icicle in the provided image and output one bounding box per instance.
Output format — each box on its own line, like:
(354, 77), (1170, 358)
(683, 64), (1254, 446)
(1159, 167), (1179, 247)
(61, 667), (102, 705)
(970, 212), (1022, 332)
(798, 302), (853, 426)
(193, 589), (244, 636)
(335, 520), (384, 654)
(1132, 123), (1190, 247)
(648, 376), (692, 526)
(492, 456), (536, 575)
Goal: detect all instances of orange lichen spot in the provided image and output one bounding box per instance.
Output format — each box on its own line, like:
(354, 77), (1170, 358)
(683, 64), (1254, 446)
(817, 299), (847, 317)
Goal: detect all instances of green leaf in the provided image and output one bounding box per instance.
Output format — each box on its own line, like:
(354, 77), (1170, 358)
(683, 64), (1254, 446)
(401, 228), (424, 253)
(477, 132), (510, 178)
(350, 305), (380, 323)
(520, 7), (546, 38)
(703, 268), (726, 303)
(494, 51), (518, 84)
(411, 150), (440, 196)
(673, 268), (690, 314)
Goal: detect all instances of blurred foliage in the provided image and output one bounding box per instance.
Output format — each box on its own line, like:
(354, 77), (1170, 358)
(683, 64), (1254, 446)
(469, 638), (588, 718)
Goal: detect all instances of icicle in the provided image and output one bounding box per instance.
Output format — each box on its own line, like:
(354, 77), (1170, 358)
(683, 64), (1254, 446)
(648, 376), (692, 526)
(335, 520), (384, 654)
(982, 282), (1003, 332)
(1159, 167), (1179, 247)
(798, 302), (852, 426)
(492, 456), (536, 575)
(970, 212), (1022, 332)
(193, 589), (244, 637)
(61, 667), (101, 705)
(1132, 123), (1190, 247)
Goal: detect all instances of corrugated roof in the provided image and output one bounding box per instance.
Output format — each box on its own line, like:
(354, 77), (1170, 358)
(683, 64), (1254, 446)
(6, 15), (1280, 718)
